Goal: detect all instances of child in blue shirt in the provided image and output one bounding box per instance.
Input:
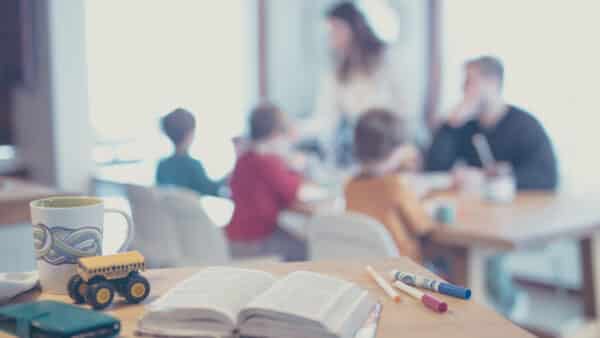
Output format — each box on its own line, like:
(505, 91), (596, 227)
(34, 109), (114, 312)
(156, 108), (223, 196)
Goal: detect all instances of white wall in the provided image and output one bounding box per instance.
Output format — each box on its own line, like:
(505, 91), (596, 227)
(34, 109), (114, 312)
(12, 0), (93, 192)
(266, 0), (335, 118)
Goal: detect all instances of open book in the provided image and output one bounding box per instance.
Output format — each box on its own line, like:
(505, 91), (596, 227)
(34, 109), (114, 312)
(136, 267), (377, 338)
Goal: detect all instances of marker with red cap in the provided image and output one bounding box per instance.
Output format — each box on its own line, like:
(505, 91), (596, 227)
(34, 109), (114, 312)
(392, 280), (448, 313)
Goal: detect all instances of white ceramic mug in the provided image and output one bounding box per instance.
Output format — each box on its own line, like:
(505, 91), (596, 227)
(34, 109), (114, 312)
(30, 196), (134, 294)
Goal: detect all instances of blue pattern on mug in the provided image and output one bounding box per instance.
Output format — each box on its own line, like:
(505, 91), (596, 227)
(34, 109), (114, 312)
(33, 223), (102, 266)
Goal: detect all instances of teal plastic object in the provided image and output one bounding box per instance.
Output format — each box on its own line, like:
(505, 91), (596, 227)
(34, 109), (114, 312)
(0, 300), (120, 337)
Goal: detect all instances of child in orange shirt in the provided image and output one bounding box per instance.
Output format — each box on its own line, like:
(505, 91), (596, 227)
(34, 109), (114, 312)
(345, 109), (435, 261)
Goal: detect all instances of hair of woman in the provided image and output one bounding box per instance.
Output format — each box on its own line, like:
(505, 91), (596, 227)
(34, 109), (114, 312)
(327, 1), (386, 82)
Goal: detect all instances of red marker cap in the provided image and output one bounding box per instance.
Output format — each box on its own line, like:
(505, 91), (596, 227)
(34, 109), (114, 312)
(422, 294), (448, 313)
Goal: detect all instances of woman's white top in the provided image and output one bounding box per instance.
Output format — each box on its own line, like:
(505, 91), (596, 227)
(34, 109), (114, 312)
(304, 49), (425, 143)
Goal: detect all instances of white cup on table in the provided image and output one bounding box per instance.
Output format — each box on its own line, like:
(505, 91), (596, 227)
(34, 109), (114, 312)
(30, 196), (134, 294)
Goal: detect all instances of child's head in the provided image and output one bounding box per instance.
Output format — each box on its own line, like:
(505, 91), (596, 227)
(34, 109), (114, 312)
(354, 108), (407, 170)
(161, 108), (196, 151)
(249, 103), (288, 142)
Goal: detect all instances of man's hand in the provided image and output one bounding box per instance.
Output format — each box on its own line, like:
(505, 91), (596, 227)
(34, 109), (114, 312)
(447, 84), (483, 128)
(394, 144), (422, 172)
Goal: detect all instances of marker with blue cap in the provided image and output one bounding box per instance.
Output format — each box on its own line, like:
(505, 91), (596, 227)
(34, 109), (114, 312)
(390, 270), (471, 300)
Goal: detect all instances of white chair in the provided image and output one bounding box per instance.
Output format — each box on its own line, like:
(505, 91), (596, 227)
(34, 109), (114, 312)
(126, 184), (230, 268)
(306, 212), (400, 260)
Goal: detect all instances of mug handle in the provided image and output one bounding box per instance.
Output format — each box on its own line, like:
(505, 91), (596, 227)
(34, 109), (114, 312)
(104, 208), (135, 252)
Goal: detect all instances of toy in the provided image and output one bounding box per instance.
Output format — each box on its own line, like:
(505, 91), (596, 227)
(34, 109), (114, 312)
(0, 300), (121, 337)
(67, 251), (150, 310)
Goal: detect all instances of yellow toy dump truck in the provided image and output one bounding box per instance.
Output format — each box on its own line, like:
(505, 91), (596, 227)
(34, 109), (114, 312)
(67, 251), (150, 310)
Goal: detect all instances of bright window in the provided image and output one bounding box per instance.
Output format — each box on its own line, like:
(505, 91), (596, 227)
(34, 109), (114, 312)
(85, 0), (255, 179)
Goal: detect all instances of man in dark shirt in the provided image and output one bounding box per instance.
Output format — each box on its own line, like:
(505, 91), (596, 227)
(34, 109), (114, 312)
(426, 56), (558, 190)
(426, 56), (559, 319)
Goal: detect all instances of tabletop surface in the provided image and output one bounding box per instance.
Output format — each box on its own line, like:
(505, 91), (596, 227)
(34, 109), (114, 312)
(283, 186), (600, 251)
(0, 177), (58, 225)
(93, 166), (600, 252)
(5, 258), (533, 338)
(431, 190), (600, 250)
(0, 177), (56, 202)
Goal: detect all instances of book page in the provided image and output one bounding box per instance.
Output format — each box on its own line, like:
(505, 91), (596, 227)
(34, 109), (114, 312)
(144, 267), (276, 329)
(323, 287), (374, 338)
(239, 271), (374, 337)
(239, 303), (381, 338)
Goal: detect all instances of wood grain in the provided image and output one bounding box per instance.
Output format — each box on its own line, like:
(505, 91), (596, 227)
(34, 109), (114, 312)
(431, 191), (600, 250)
(5, 258), (533, 338)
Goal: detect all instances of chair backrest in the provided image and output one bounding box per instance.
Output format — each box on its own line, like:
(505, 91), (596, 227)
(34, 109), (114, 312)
(126, 184), (230, 268)
(160, 188), (230, 265)
(306, 212), (400, 260)
(126, 184), (176, 268)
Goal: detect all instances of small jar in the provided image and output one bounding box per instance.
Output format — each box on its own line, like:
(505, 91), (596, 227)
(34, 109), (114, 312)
(435, 202), (456, 225)
(425, 199), (456, 225)
(485, 162), (516, 203)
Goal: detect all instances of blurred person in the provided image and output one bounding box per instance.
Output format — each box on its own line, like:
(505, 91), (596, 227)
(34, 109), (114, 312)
(303, 1), (421, 167)
(156, 108), (225, 196)
(425, 56), (558, 190)
(425, 56), (559, 318)
(345, 109), (436, 262)
(226, 103), (310, 262)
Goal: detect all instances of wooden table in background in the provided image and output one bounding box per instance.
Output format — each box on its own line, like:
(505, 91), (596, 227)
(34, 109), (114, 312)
(0, 177), (58, 225)
(5, 258), (533, 338)
(430, 190), (600, 319)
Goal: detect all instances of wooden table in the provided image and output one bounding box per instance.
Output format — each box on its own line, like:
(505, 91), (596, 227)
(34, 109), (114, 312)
(4, 258), (533, 338)
(0, 177), (58, 225)
(429, 190), (600, 318)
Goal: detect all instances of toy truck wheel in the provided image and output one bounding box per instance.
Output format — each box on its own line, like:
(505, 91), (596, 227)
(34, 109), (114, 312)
(67, 275), (86, 304)
(86, 281), (115, 310)
(124, 274), (150, 304)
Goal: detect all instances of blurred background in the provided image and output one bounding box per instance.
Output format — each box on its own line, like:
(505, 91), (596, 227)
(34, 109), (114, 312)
(3, 0), (598, 189)
(2, 1), (600, 337)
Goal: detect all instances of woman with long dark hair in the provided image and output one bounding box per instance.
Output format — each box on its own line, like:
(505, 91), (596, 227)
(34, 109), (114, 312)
(327, 2), (386, 83)
(305, 2), (419, 167)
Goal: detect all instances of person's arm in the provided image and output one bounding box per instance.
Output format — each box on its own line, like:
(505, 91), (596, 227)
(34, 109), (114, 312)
(190, 161), (223, 197)
(446, 82), (484, 128)
(424, 124), (464, 171)
(391, 177), (436, 237)
(259, 155), (303, 207)
(511, 121), (559, 190)
(425, 85), (482, 171)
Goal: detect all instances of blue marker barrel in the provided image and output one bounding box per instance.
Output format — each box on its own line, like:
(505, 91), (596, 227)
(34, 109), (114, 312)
(437, 282), (471, 300)
(390, 270), (471, 300)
